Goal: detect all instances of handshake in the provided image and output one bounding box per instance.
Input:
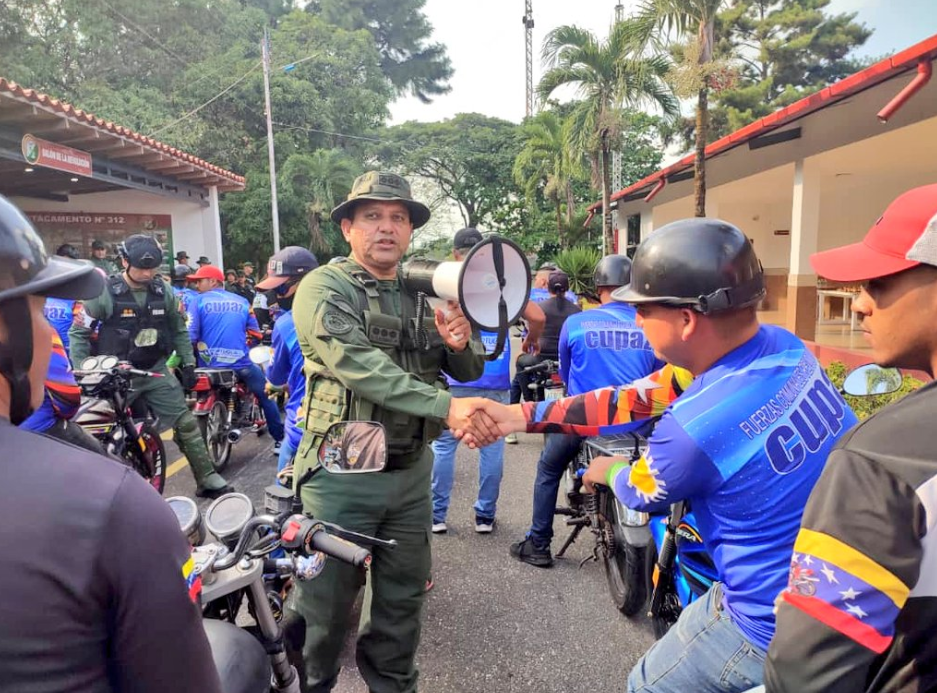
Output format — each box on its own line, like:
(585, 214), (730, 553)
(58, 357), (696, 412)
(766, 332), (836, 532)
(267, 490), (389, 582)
(444, 397), (526, 448)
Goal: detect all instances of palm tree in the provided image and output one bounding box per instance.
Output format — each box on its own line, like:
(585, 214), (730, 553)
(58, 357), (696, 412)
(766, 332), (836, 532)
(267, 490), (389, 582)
(513, 111), (583, 248)
(280, 149), (358, 253)
(623, 0), (728, 217)
(538, 23), (678, 253)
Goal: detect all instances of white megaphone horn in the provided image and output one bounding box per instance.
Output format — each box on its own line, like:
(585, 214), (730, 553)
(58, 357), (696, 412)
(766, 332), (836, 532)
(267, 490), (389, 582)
(401, 236), (531, 360)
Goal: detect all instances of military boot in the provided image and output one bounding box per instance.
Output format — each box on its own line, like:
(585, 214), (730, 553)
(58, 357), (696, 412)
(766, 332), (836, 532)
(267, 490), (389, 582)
(174, 412), (234, 498)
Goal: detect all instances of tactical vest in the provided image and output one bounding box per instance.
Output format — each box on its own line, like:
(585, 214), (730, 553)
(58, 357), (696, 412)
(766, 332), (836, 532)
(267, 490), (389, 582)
(95, 274), (173, 369)
(300, 262), (449, 464)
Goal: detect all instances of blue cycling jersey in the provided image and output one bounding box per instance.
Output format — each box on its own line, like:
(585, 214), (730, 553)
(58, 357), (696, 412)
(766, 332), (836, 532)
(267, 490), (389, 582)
(558, 301), (663, 395)
(267, 311), (305, 449)
(527, 324), (858, 651)
(444, 330), (510, 390)
(188, 289), (260, 369)
(43, 298), (76, 353)
(609, 325), (858, 650)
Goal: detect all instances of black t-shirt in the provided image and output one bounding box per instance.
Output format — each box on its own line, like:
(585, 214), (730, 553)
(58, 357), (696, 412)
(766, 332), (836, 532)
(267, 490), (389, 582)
(0, 421), (221, 693)
(538, 295), (582, 360)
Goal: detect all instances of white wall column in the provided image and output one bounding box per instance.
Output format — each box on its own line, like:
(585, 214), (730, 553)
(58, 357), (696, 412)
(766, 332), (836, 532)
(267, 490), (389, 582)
(640, 210), (654, 241)
(201, 186), (224, 269)
(787, 158), (822, 340)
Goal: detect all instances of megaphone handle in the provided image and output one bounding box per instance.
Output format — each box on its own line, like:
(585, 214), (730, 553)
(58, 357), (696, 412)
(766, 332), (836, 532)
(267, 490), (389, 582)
(485, 299), (509, 362)
(414, 292), (429, 351)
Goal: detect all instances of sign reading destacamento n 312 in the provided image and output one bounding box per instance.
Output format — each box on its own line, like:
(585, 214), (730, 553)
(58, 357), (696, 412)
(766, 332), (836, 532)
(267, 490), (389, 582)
(21, 134), (93, 178)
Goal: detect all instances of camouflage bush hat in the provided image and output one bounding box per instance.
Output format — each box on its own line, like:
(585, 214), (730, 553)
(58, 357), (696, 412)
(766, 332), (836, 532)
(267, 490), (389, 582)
(330, 171), (431, 229)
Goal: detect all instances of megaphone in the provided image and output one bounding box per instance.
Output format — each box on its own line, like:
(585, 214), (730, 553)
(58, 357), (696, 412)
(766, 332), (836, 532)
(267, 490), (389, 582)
(402, 236), (531, 360)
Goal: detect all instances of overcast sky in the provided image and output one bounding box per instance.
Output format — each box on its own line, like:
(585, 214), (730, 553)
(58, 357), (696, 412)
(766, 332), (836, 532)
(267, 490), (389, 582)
(390, 0), (937, 125)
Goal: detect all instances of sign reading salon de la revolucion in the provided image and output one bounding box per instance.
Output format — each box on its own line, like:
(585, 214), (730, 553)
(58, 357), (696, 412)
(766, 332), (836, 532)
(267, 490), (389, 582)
(21, 134), (93, 178)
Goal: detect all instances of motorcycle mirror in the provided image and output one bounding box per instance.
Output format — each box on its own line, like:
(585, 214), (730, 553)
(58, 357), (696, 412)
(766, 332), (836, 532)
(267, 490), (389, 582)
(842, 364), (903, 397)
(249, 345), (273, 366)
(317, 421), (388, 474)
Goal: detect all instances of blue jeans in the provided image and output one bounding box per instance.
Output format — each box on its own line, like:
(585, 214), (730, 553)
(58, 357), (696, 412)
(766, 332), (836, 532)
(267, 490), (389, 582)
(236, 365), (284, 442)
(529, 433), (583, 546)
(628, 583), (766, 693)
(431, 387), (508, 523)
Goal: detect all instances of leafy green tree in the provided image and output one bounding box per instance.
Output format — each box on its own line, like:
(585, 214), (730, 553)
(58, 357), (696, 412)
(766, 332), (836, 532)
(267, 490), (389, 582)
(513, 111), (585, 246)
(279, 149), (359, 253)
(538, 23), (678, 251)
(373, 114), (522, 229)
(309, 0), (453, 102)
(711, 0), (871, 135)
(624, 0), (729, 217)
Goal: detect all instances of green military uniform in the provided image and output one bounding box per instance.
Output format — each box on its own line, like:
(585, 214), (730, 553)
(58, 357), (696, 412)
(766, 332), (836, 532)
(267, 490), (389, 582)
(90, 256), (118, 275)
(68, 274), (224, 491)
(291, 258), (484, 693)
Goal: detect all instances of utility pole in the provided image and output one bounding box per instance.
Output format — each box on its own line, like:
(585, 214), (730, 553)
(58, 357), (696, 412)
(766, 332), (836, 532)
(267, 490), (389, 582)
(523, 0), (534, 118)
(261, 26), (281, 252)
(611, 2), (625, 247)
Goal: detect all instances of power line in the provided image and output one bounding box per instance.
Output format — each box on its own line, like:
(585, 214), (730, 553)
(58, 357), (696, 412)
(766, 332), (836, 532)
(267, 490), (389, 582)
(271, 121), (384, 143)
(149, 61), (263, 137)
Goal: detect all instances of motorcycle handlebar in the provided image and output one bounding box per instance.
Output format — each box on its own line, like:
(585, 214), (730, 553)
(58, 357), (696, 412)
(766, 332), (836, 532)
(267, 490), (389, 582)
(518, 359), (559, 376)
(307, 526), (372, 568)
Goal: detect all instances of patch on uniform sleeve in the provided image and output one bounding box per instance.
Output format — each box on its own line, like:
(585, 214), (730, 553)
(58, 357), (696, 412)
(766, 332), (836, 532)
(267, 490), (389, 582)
(323, 310), (354, 335)
(183, 555), (201, 603)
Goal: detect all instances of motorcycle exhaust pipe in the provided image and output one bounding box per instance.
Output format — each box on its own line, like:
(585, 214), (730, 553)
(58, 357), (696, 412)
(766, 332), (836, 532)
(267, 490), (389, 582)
(226, 429), (243, 444)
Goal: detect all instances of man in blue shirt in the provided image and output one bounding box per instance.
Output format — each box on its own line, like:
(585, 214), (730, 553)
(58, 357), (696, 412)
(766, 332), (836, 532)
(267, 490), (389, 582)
(253, 246), (319, 476)
(431, 228), (516, 534)
(509, 255), (663, 567)
(188, 264), (284, 452)
(459, 220), (858, 693)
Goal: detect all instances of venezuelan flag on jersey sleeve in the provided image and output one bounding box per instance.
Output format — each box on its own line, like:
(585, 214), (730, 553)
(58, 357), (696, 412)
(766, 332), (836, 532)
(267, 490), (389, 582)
(188, 289), (254, 369)
(267, 311), (306, 449)
(20, 333), (81, 432)
(523, 362), (692, 436)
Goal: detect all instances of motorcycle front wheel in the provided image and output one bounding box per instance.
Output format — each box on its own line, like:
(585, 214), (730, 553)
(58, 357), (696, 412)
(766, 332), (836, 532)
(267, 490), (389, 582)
(198, 401), (232, 472)
(124, 422), (167, 494)
(645, 541), (683, 639)
(601, 493), (647, 616)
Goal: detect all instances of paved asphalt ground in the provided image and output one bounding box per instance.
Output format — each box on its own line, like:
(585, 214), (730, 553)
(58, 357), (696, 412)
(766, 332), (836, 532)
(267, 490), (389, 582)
(163, 426), (656, 693)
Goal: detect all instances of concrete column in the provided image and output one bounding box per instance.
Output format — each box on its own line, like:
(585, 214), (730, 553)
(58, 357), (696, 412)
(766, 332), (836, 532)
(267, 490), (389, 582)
(786, 158), (821, 341)
(201, 186), (225, 269)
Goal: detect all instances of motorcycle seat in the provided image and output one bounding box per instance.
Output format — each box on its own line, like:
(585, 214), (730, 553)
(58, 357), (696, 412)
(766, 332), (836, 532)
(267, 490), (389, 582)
(202, 618), (271, 693)
(195, 368), (237, 388)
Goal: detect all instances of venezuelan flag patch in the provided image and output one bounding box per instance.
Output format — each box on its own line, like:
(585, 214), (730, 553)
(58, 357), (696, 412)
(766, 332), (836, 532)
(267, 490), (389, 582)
(182, 555), (201, 603)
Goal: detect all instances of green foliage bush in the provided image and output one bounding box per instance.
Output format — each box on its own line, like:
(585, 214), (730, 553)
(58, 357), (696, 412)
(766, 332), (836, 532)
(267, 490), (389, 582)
(553, 246), (601, 296)
(824, 361), (924, 420)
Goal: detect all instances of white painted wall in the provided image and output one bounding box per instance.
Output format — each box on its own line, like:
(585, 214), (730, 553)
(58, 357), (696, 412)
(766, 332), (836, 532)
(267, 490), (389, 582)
(12, 188), (224, 267)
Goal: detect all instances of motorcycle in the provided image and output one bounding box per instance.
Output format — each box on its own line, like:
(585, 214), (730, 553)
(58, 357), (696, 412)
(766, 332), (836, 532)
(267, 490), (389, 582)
(73, 355), (168, 493)
(191, 354), (269, 472)
(555, 432), (654, 617)
(166, 420), (394, 693)
(517, 358), (565, 402)
(642, 362), (903, 638)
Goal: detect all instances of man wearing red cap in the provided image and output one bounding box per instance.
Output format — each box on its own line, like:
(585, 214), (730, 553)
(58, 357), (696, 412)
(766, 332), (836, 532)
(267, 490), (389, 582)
(188, 263), (284, 454)
(764, 184), (937, 692)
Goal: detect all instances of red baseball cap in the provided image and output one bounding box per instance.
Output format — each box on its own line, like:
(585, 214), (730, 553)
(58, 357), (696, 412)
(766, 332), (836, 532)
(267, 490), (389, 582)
(187, 264), (225, 282)
(811, 184), (937, 282)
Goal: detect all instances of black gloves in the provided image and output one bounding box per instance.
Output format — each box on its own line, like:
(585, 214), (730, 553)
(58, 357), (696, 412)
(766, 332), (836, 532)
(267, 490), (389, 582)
(180, 365), (197, 390)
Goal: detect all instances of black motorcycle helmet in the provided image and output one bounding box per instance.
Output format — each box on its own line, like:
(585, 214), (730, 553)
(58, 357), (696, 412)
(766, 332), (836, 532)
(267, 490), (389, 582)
(0, 196), (104, 424)
(55, 243), (80, 260)
(593, 254), (632, 288)
(613, 218), (765, 314)
(119, 234), (163, 269)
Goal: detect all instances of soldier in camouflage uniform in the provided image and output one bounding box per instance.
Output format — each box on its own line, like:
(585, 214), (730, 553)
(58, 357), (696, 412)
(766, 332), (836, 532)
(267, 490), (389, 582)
(291, 171), (492, 692)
